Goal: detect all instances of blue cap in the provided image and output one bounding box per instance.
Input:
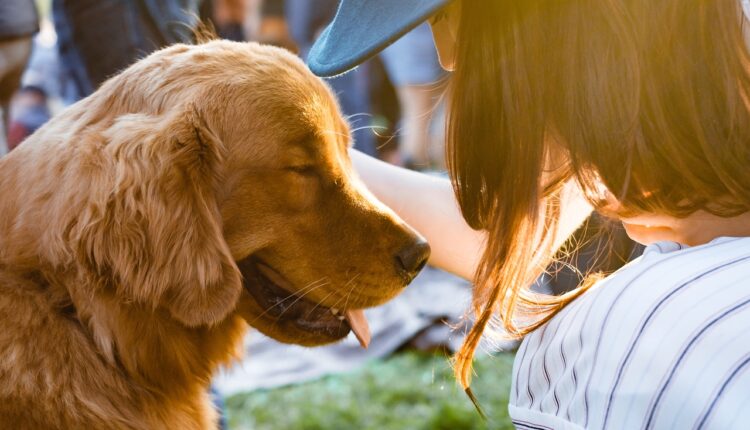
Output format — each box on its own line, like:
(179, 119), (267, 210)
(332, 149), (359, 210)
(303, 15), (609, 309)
(307, 0), (451, 77)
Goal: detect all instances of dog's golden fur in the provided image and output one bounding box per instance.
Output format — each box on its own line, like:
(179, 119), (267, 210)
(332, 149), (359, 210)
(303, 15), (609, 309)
(0, 41), (426, 429)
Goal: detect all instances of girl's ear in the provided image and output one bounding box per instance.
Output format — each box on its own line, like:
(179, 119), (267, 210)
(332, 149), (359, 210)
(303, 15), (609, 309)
(76, 105), (242, 327)
(429, 0), (461, 71)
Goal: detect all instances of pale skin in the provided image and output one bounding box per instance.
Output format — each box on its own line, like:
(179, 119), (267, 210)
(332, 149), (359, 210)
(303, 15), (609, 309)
(351, 1), (750, 281)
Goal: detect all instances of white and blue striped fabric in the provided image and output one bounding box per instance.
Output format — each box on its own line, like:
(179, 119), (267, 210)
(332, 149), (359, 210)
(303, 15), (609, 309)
(509, 236), (750, 430)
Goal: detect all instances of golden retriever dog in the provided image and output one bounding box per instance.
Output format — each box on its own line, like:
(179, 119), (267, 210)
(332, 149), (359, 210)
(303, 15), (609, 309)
(0, 40), (430, 429)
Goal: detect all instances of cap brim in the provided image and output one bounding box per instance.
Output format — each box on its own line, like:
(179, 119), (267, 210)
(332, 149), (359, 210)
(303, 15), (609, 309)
(307, 0), (450, 77)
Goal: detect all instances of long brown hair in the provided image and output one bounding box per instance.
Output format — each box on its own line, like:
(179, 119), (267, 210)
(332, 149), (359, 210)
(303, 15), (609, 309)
(447, 0), (750, 390)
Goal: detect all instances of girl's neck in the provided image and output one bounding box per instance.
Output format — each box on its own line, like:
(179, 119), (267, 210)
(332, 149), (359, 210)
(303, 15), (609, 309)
(620, 210), (750, 247)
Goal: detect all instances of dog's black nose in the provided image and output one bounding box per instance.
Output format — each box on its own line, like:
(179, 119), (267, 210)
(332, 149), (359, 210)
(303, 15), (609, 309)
(395, 239), (431, 283)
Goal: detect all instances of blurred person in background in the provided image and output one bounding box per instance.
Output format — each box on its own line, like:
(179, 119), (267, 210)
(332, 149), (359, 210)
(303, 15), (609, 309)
(255, 0), (297, 51)
(52, 0), (202, 100)
(8, 0), (253, 151)
(6, 19), (73, 151)
(0, 0), (38, 154)
(261, 0), (377, 156)
(6, 0), (208, 149)
(7, 85), (50, 151)
(380, 23), (446, 170)
(201, 0), (252, 42)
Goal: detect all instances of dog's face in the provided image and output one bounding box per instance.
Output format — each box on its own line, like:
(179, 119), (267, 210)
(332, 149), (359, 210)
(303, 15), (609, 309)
(214, 47), (430, 347)
(68, 41), (428, 347)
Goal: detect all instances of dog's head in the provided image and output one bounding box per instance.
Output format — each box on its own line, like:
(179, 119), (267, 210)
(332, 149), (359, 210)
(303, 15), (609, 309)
(71, 41), (429, 346)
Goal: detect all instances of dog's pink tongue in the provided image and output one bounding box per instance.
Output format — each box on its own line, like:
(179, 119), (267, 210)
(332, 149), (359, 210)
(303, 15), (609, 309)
(345, 309), (371, 349)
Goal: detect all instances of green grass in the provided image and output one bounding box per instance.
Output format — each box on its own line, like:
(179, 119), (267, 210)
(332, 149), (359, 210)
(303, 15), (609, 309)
(225, 350), (516, 430)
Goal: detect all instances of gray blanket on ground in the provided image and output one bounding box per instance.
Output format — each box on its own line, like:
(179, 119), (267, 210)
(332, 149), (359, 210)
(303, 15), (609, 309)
(215, 268), (473, 395)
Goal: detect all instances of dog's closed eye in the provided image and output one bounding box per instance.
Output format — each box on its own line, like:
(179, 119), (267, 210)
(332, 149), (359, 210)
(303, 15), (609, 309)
(286, 165), (318, 176)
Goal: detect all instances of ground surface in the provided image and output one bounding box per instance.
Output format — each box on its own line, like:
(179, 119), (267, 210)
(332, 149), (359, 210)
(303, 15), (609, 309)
(225, 350), (516, 430)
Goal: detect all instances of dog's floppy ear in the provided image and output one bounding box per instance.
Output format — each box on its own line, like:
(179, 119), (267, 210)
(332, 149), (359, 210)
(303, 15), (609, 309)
(77, 104), (242, 327)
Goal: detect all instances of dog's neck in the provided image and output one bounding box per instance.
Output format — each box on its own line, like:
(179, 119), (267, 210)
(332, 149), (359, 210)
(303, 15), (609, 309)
(52, 269), (247, 396)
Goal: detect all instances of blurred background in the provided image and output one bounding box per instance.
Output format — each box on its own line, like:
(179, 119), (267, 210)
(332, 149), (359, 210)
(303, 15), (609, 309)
(0, 1), (516, 428)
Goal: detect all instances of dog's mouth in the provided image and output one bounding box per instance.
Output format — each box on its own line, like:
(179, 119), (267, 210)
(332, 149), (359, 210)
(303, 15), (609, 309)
(236, 257), (371, 348)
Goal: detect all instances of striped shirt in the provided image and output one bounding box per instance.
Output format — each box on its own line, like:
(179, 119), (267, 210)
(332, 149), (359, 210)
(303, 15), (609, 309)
(509, 236), (750, 430)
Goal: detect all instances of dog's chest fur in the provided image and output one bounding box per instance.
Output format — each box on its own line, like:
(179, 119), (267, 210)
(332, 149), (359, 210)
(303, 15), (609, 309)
(0, 269), (245, 429)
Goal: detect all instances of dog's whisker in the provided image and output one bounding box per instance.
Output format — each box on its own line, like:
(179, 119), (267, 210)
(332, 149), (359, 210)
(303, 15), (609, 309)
(375, 131), (400, 150)
(302, 272), (360, 318)
(337, 273), (362, 315)
(345, 112), (373, 120)
(300, 286), (340, 320)
(265, 277), (329, 310)
(288, 277), (330, 298)
(246, 277), (330, 325)
(248, 287), (328, 326)
(272, 277), (328, 301)
(274, 280), (332, 319)
(349, 125), (387, 133)
(318, 129), (352, 140)
(266, 276), (334, 319)
(319, 125), (386, 140)
(320, 274), (363, 334)
(327, 274), (357, 312)
(284, 273), (359, 317)
(283, 277), (331, 302)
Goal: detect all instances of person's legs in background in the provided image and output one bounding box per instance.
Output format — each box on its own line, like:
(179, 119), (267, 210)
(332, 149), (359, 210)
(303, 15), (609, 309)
(380, 23), (446, 170)
(0, 37), (33, 154)
(391, 82), (445, 169)
(7, 86), (50, 151)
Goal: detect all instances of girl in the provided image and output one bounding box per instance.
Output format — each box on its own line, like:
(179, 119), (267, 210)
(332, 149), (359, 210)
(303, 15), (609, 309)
(309, 0), (750, 428)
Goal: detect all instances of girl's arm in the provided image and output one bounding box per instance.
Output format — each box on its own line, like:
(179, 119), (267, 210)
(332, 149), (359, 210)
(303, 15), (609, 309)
(350, 150), (593, 280)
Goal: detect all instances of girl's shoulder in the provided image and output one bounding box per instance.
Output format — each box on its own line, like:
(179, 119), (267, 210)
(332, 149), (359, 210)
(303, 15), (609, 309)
(510, 236), (750, 430)
(554, 236), (750, 347)
(583, 236), (750, 314)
